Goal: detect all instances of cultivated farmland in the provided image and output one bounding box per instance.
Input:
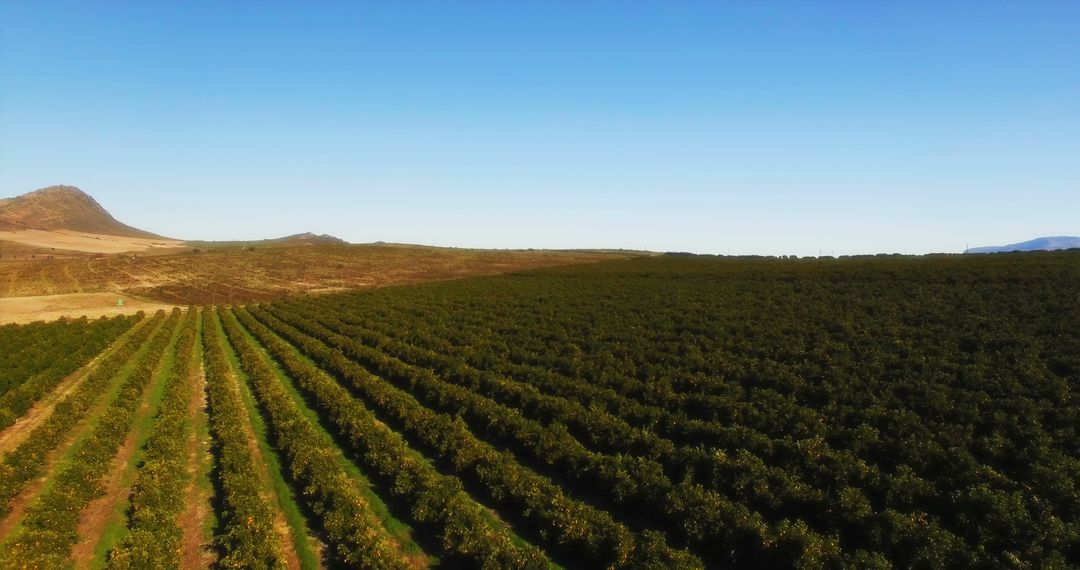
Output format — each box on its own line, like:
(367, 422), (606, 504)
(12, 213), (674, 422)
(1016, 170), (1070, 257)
(0, 253), (1077, 568)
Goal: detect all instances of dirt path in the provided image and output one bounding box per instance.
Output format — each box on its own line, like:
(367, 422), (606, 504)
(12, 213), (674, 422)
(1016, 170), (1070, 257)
(70, 325), (176, 567)
(180, 356), (216, 569)
(84, 258), (111, 290)
(37, 267), (55, 295)
(0, 320), (147, 455)
(69, 423), (143, 566)
(0, 449), (60, 544)
(62, 263), (84, 293)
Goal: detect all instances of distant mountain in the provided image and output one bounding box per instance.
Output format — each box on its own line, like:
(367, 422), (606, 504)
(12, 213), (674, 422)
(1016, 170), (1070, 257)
(271, 232), (348, 246)
(0, 185), (163, 239)
(183, 232), (349, 249)
(966, 236), (1080, 254)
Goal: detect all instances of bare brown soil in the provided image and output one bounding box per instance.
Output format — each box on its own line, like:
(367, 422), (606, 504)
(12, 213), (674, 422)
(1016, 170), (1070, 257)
(70, 425), (141, 566)
(0, 461), (51, 544)
(180, 360), (216, 569)
(70, 330), (173, 567)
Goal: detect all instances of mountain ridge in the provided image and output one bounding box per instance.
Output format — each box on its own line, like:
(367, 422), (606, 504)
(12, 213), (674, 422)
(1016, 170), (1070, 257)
(966, 236), (1080, 254)
(183, 232), (349, 248)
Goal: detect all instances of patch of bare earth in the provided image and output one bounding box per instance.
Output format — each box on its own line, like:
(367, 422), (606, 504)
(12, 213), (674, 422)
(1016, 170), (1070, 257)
(70, 348), (167, 567)
(180, 361), (216, 569)
(69, 425), (141, 566)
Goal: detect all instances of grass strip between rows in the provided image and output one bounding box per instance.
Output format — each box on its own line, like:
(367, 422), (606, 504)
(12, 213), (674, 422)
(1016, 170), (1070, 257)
(253, 302), (730, 565)
(234, 306), (560, 569)
(221, 307), (422, 569)
(224, 322), (322, 570)
(241, 305), (690, 569)
(313, 308), (866, 554)
(226, 307), (431, 562)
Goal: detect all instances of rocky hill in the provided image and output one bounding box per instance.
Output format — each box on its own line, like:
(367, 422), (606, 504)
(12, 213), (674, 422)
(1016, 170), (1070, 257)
(0, 185), (163, 239)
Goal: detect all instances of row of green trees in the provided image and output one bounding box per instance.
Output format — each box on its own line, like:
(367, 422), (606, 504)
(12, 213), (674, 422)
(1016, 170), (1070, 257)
(0, 312), (163, 519)
(201, 306), (288, 568)
(307, 295), (1007, 566)
(265, 252), (1079, 567)
(217, 308), (414, 568)
(264, 302), (844, 567)
(3, 308), (180, 566)
(246, 304), (714, 568)
(0, 314), (136, 429)
(108, 308), (199, 568)
(234, 306), (560, 569)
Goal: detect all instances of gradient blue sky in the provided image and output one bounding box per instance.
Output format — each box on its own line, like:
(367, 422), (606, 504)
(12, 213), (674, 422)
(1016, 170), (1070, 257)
(1, 2), (1077, 255)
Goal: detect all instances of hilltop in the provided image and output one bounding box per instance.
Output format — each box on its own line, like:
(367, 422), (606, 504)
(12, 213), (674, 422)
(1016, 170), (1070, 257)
(0, 185), (163, 239)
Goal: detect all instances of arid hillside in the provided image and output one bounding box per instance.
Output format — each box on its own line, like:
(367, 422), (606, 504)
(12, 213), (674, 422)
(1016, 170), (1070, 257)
(0, 186), (184, 257)
(0, 186), (162, 239)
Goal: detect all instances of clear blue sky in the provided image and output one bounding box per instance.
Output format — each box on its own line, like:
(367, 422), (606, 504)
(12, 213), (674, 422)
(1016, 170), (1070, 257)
(1, 1), (1077, 255)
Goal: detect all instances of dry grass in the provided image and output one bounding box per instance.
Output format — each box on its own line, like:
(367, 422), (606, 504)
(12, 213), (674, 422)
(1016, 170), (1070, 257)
(0, 293), (176, 324)
(0, 229), (185, 254)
